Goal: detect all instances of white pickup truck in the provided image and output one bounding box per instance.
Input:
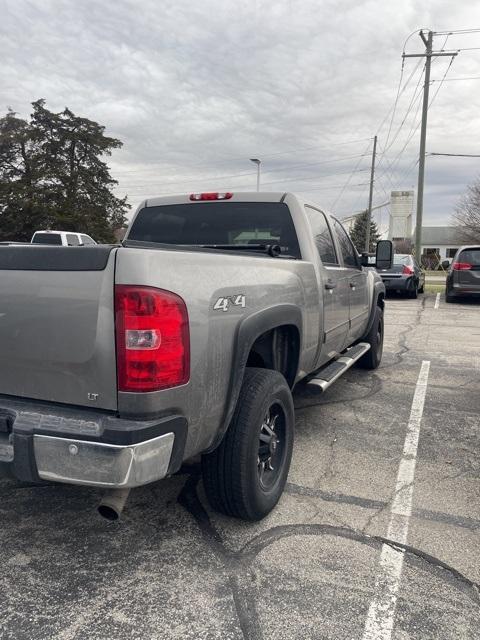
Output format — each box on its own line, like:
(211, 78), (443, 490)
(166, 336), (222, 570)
(31, 230), (97, 246)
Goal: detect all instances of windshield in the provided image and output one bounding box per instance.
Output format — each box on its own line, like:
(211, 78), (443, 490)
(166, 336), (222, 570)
(127, 202), (301, 258)
(32, 233), (62, 245)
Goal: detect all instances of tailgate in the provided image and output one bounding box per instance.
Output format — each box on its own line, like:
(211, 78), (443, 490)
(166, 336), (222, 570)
(0, 246), (118, 410)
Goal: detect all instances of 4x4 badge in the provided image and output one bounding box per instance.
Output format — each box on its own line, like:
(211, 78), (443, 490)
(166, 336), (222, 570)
(213, 294), (246, 312)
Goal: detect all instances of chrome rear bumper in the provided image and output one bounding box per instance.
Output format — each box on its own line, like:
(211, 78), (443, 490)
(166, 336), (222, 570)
(33, 432), (175, 488)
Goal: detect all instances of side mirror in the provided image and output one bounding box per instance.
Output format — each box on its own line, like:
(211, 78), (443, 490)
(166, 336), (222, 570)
(441, 260), (450, 269)
(375, 240), (393, 270)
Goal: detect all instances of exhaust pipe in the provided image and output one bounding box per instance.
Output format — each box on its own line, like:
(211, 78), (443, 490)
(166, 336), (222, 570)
(98, 488), (131, 521)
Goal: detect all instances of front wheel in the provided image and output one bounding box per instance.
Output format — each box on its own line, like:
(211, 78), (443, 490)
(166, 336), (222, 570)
(357, 305), (384, 370)
(202, 368), (294, 521)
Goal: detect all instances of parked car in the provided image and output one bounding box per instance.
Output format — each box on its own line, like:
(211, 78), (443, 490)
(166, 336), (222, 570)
(377, 253), (425, 298)
(0, 192), (392, 521)
(31, 230), (97, 246)
(444, 246), (480, 303)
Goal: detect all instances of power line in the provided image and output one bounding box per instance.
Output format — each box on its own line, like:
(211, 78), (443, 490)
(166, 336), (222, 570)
(119, 166), (370, 193)
(114, 153), (372, 190)
(376, 54), (455, 189)
(111, 137), (374, 176)
(433, 28), (480, 35)
(374, 41), (451, 188)
(428, 152), (480, 157)
(294, 181), (370, 194)
(379, 63), (425, 157)
(433, 76), (480, 81)
(375, 57), (423, 140)
(330, 139), (373, 209)
(112, 152), (373, 190)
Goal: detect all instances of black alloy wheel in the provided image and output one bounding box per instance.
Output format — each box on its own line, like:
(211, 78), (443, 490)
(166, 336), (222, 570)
(202, 368), (294, 521)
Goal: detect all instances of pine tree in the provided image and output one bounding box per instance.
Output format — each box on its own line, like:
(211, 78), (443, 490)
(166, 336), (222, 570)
(0, 100), (129, 242)
(349, 210), (380, 253)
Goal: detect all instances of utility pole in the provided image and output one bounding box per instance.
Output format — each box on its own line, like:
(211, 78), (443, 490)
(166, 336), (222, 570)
(364, 135), (377, 252)
(403, 30), (457, 262)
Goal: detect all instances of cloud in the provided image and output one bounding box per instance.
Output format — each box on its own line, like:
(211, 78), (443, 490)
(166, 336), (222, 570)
(1, 0), (480, 225)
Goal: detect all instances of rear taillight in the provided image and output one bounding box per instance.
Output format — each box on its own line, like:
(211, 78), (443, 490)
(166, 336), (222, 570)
(402, 265), (414, 275)
(453, 261), (472, 270)
(189, 192), (233, 201)
(115, 285), (190, 392)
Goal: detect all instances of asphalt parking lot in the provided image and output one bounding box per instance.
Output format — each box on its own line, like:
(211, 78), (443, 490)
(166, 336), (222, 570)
(0, 293), (479, 640)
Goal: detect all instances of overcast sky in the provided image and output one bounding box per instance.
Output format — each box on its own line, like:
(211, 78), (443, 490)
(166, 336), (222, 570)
(2, 0), (480, 228)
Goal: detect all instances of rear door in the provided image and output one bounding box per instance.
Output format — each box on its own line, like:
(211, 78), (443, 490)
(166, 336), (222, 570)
(304, 206), (349, 362)
(0, 246), (118, 410)
(331, 218), (369, 343)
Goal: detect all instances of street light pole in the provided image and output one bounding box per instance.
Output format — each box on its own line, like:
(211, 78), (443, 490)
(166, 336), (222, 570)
(250, 158), (261, 191)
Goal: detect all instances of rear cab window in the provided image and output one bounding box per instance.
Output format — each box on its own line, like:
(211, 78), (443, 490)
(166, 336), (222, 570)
(32, 233), (62, 245)
(128, 202), (301, 258)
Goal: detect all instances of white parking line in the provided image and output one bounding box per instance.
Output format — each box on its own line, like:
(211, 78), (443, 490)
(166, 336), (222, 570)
(434, 293), (440, 309)
(362, 360), (431, 640)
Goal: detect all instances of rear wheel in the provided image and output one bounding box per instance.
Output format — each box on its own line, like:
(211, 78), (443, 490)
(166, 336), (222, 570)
(408, 279), (418, 298)
(418, 282), (425, 294)
(445, 287), (456, 303)
(202, 368), (294, 521)
(358, 305), (384, 370)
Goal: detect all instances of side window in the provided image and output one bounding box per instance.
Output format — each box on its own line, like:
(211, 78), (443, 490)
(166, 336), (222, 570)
(332, 219), (359, 268)
(305, 206), (338, 266)
(66, 234), (79, 246)
(81, 235), (95, 245)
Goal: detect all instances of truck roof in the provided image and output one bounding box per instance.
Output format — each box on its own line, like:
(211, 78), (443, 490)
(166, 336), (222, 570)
(144, 192), (288, 208)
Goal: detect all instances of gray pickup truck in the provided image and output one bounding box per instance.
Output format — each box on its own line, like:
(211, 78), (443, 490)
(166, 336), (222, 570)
(0, 192), (392, 521)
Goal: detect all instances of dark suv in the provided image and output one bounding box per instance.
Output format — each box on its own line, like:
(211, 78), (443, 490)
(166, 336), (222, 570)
(445, 246), (480, 302)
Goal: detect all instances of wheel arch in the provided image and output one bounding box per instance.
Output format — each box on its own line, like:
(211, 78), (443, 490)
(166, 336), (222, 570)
(205, 304), (302, 452)
(362, 281), (385, 338)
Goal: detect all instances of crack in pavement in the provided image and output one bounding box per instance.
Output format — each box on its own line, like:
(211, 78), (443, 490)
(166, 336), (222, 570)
(382, 296), (426, 368)
(285, 482), (480, 532)
(176, 473), (479, 640)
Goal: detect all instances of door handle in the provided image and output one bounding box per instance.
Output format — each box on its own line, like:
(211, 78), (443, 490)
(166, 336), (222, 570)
(349, 282), (356, 290)
(325, 280), (337, 290)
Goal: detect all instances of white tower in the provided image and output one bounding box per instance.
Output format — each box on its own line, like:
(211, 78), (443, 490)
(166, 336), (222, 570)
(389, 191), (414, 241)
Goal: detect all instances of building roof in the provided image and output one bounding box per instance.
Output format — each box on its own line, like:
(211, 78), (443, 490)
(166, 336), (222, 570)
(412, 226), (463, 246)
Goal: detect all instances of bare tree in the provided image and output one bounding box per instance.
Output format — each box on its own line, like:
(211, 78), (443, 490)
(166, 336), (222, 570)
(453, 179), (480, 243)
